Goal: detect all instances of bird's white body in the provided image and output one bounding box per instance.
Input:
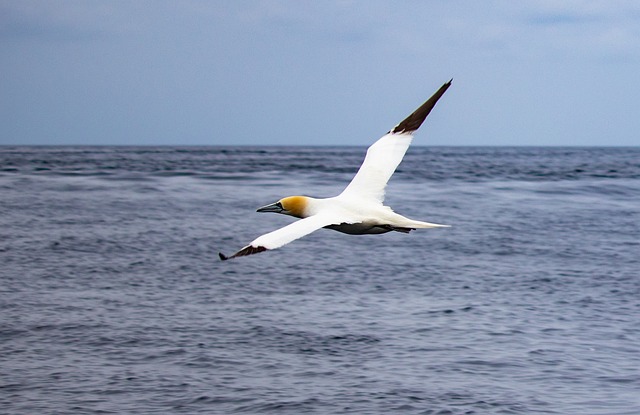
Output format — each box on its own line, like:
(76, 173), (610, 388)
(308, 195), (445, 232)
(220, 80), (452, 260)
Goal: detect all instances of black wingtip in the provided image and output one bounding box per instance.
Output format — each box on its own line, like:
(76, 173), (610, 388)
(391, 79), (452, 134)
(219, 245), (268, 261)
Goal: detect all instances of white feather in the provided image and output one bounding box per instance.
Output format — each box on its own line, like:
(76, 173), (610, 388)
(339, 132), (413, 204)
(251, 214), (348, 250)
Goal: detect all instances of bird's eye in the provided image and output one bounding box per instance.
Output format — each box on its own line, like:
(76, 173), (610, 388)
(276, 202), (283, 209)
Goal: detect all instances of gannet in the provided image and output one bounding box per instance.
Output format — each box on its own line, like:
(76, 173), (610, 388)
(219, 80), (452, 260)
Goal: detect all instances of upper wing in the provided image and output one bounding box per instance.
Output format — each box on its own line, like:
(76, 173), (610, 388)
(339, 80), (452, 203)
(219, 214), (350, 260)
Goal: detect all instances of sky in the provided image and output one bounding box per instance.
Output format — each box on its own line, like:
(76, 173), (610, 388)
(1, 1), (639, 146)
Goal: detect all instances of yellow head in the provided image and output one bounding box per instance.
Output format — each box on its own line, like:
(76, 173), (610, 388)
(256, 196), (309, 218)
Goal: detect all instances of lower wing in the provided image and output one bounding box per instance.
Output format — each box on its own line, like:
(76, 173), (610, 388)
(219, 214), (352, 260)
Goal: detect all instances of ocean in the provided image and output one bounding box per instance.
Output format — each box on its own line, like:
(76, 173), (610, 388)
(1, 146), (639, 414)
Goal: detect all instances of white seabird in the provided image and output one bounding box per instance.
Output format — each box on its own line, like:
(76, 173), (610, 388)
(219, 80), (452, 260)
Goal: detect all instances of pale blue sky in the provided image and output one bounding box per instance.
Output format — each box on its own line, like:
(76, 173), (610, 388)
(1, 1), (639, 146)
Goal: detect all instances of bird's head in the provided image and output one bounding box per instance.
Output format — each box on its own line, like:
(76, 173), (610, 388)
(257, 196), (309, 218)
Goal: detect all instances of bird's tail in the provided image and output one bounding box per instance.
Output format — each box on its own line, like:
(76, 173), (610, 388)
(409, 220), (450, 228)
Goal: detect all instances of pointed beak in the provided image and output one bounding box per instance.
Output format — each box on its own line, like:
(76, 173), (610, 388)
(256, 202), (283, 213)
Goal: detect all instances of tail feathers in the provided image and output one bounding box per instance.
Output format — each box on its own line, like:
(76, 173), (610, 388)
(409, 220), (450, 229)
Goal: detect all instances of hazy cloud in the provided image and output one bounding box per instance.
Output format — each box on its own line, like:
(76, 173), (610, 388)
(1, 1), (639, 146)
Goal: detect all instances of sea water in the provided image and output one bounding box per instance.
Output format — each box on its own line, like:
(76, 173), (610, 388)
(1, 146), (639, 414)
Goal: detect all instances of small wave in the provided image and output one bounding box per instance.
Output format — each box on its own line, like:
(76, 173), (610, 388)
(233, 398), (325, 413)
(247, 325), (381, 356)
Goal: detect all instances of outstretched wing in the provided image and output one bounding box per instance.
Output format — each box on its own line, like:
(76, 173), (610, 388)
(219, 214), (351, 260)
(339, 80), (452, 204)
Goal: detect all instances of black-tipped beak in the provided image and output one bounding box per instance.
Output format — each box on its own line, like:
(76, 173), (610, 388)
(256, 202), (283, 213)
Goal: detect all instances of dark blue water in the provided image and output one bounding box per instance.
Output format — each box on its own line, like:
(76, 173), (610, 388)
(1, 146), (639, 414)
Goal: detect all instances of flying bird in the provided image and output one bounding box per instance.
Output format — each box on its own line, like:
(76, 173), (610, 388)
(219, 80), (452, 260)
